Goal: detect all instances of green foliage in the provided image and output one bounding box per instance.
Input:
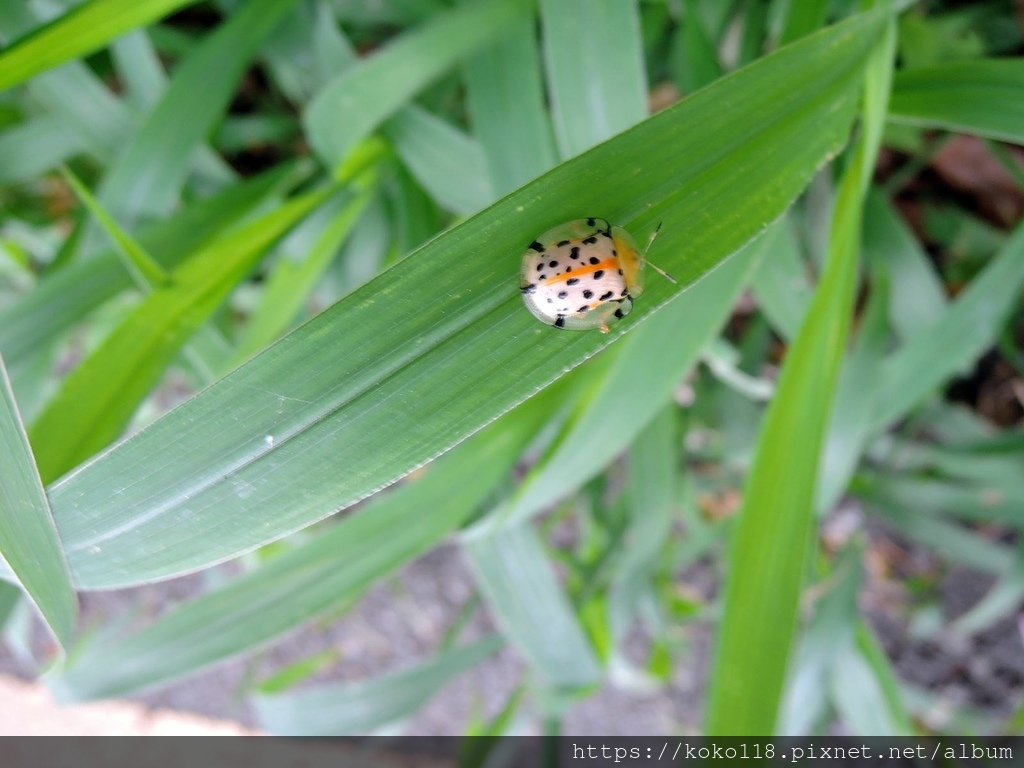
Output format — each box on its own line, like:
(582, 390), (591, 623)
(0, 0), (1022, 739)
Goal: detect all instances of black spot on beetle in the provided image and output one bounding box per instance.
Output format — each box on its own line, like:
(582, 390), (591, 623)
(583, 289), (593, 299)
(618, 269), (623, 275)
(521, 284), (537, 294)
(586, 217), (596, 226)
(612, 249), (618, 256)
(548, 260), (558, 268)
(535, 263), (543, 272)
(593, 270), (605, 280)
(554, 315), (566, 328)
(547, 297), (553, 303)
(602, 231), (613, 239)
(589, 256), (600, 265)
(599, 291), (614, 301)
(539, 274), (547, 280)
(614, 308), (625, 319)
(620, 288), (629, 296)
(566, 277), (579, 285)
(557, 240), (570, 247)
(570, 247), (581, 259)
(557, 290), (568, 299)
(582, 236), (597, 244)
(529, 241), (544, 252)
(577, 305), (589, 313)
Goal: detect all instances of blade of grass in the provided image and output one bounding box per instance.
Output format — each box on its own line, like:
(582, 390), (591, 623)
(779, 545), (860, 736)
(777, 0), (828, 45)
(737, 0), (769, 67)
(304, 0), (532, 170)
(856, 472), (1024, 528)
(862, 188), (947, 342)
(607, 403), (678, 642)
(59, 167), (169, 289)
(870, 219), (1024, 431)
(0, 163), (306, 378)
(91, 0), (295, 232)
(383, 107), (494, 216)
(463, 522), (601, 689)
(0, 582), (20, 633)
(0, 0), (202, 93)
(889, 58), (1024, 144)
(59, 164), (236, 381)
(463, 14), (557, 193)
(831, 622), (914, 735)
(308, 3), (494, 215)
(953, 540), (1024, 636)
(48, 11), (887, 590)
(29, 187), (333, 483)
(869, 500), (1014, 575)
(228, 183), (377, 368)
(0, 354), (76, 647)
(673, 0), (723, 93)
(0, 4), (131, 160)
(541, 0), (647, 158)
(46, 389), (556, 701)
(706, 8), (895, 735)
(109, 30), (166, 111)
(815, 266), (890, 513)
(0, 117), (90, 184)
(750, 218), (812, 340)
(253, 637), (502, 735)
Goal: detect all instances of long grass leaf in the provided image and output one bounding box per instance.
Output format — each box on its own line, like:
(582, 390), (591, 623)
(463, 523), (601, 688)
(463, 16), (557, 193)
(889, 59), (1024, 144)
(870, 220), (1024, 430)
(254, 637), (502, 735)
(384, 107), (494, 216)
(47, 11), (886, 590)
(0, 163), (306, 382)
(541, 0), (647, 158)
(47, 391), (555, 700)
(706, 10), (894, 735)
(749, 220), (812, 339)
(0, 0), (201, 93)
(93, 0), (295, 230)
(0, 354), (76, 647)
(304, 0), (531, 169)
(229, 187), (376, 368)
(29, 188), (332, 483)
(0, 117), (90, 183)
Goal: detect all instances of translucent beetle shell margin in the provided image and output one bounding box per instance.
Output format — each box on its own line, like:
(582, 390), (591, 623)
(519, 217), (649, 332)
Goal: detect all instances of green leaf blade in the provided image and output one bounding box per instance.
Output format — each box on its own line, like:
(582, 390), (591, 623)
(47, 393), (553, 700)
(0, 0), (201, 93)
(0, 355), (77, 648)
(93, 0), (295, 229)
(463, 523), (601, 689)
(253, 637), (503, 735)
(889, 58), (1024, 144)
(707, 10), (895, 736)
(541, 0), (648, 158)
(29, 188), (331, 484)
(304, 0), (531, 169)
(48, 10), (886, 590)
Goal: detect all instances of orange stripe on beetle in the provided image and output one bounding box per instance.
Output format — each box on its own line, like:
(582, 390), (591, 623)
(541, 258), (619, 285)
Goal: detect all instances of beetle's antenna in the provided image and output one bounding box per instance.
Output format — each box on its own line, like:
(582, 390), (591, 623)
(644, 222), (677, 284)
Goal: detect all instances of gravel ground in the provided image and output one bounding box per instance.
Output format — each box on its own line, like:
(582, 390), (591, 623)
(1, 524), (1021, 735)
